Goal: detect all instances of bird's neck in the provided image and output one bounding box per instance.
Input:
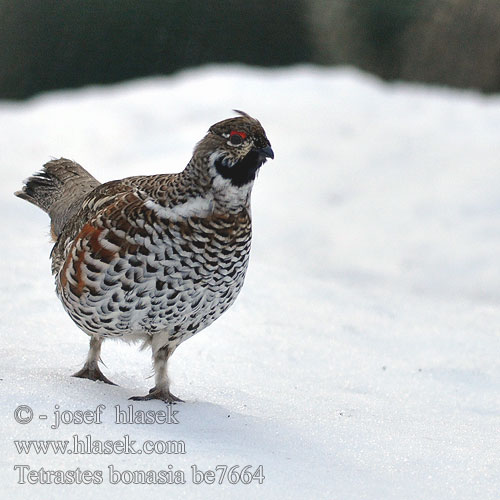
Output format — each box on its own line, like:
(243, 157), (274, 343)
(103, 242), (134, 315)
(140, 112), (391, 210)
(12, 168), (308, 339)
(179, 155), (254, 215)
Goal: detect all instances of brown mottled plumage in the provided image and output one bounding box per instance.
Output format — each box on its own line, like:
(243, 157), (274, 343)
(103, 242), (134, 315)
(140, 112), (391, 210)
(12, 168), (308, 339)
(15, 111), (273, 402)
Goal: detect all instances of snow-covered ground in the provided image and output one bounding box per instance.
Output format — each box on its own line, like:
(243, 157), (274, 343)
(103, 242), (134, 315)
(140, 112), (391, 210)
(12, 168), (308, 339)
(1, 65), (500, 499)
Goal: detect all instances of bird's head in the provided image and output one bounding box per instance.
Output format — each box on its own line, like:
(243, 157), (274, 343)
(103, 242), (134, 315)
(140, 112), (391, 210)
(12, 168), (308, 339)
(194, 110), (274, 188)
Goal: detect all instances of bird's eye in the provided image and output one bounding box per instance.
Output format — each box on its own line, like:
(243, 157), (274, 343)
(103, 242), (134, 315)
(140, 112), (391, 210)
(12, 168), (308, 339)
(229, 131), (246, 145)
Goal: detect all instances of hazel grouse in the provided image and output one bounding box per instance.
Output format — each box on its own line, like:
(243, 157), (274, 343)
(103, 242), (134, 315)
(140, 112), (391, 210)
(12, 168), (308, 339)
(15, 111), (274, 403)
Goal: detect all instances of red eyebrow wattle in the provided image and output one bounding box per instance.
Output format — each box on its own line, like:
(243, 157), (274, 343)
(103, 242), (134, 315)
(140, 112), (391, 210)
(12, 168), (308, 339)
(230, 131), (247, 139)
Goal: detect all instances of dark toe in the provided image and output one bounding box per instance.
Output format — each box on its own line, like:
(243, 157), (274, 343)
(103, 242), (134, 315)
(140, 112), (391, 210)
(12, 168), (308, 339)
(72, 366), (117, 385)
(129, 390), (183, 404)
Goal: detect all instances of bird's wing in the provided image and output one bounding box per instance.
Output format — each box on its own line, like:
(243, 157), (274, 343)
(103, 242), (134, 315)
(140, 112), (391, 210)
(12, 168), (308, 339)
(50, 175), (179, 278)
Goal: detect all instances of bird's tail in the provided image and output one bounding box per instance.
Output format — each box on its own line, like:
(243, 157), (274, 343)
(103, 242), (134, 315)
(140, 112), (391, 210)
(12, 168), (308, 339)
(15, 158), (101, 239)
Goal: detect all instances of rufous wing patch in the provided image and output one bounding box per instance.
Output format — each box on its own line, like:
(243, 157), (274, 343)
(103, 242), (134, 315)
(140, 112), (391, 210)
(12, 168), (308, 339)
(60, 223), (118, 296)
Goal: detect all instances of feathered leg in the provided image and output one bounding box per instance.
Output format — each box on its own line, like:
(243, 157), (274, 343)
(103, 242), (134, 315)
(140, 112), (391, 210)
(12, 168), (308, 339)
(73, 335), (116, 385)
(129, 339), (182, 403)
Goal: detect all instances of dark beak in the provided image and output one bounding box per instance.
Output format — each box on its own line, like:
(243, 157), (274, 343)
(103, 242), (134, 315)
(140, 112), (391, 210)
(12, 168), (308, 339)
(258, 145), (274, 160)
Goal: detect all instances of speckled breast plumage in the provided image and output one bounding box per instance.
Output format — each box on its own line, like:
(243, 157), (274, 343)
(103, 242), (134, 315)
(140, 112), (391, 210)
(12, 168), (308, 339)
(55, 195), (251, 345)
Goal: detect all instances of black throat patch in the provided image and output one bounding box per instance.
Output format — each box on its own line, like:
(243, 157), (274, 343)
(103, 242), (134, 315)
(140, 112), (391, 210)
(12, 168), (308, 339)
(214, 149), (266, 187)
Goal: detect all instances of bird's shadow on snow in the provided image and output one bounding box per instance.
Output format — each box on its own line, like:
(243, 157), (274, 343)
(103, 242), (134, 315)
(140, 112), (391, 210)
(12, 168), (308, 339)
(57, 376), (297, 458)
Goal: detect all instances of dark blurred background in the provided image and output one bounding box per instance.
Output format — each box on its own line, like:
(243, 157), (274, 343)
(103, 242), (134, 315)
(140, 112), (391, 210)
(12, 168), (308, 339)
(1, 0), (499, 100)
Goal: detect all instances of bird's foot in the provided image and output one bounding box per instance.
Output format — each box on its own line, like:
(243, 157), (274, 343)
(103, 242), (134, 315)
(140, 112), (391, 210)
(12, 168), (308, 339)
(72, 363), (117, 385)
(129, 386), (184, 403)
